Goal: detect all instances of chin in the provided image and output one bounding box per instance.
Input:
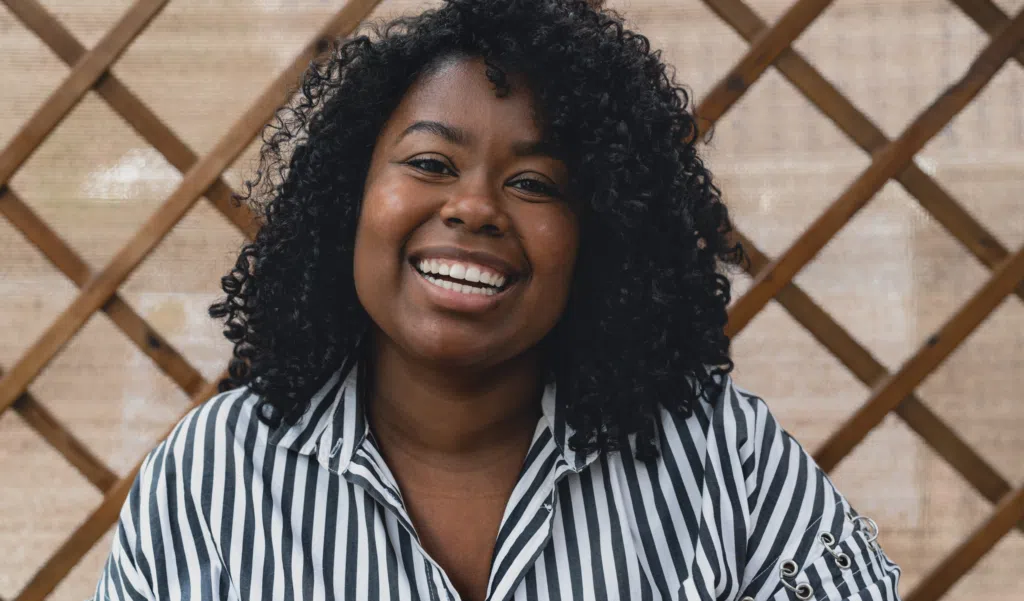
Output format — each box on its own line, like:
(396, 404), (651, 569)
(405, 333), (507, 369)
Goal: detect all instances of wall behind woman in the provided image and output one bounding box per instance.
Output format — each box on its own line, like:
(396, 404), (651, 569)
(0, 0), (1021, 599)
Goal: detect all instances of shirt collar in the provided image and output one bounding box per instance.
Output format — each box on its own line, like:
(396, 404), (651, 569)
(268, 362), (601, 474)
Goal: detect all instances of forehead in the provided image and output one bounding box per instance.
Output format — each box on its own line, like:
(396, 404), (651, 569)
(386, 56), (543, 140)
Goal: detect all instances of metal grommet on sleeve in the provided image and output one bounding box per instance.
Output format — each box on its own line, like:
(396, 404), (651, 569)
(819, 531), (852, 570)
(852, 515), (880, 544)
(779, 560), (814, 600)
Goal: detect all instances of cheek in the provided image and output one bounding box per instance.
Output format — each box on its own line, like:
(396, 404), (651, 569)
(355, 179), (429, 262)
(353, 180), (422, 299)
(360, 181), (413, 241)
(524, 207), (579, 287)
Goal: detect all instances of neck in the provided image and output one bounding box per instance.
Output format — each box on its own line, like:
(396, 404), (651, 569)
(365, 332), (544, 474)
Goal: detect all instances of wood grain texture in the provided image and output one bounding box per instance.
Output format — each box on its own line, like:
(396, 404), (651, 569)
(705, 0), (1024, 533)
(9, 384), (118, 493)
(697, 0), (833, 133)
(815, 243), (1024, 471)
(906, 486), (1024, 601)
(12, 370), (227, 601)
(704, 0), (1024, 305)
(2, 0), (260, 240)
(0, 0), (386, 420)
(726, 8), (1024, 335)
(0, 0), (170, 186)
(738, 232), (1023, 532)
(2, 1), (387, 597)
(0, 186), (207, 399)
(951, 0), (1024, 67)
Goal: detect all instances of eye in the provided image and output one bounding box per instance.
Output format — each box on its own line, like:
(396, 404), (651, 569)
(509, 177), (562, 199)
(405, 157), (455, 176)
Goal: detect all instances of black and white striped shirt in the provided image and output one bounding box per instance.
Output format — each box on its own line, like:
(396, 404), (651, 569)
(93, 365), (902, 600)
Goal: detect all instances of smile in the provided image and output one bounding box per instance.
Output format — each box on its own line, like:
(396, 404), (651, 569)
(413, 259), (509, 296)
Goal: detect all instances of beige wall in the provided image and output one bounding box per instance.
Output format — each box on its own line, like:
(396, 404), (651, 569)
(1, 0), (1021, 599)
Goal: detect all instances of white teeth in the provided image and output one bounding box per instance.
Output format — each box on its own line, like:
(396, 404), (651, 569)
(416, 258), (510, 292)
(421, 274), (499, 296)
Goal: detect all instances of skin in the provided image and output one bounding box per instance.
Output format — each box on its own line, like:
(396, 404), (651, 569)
(352, 56), (580, 601)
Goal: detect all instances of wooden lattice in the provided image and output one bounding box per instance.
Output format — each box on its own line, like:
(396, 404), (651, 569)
(0, 0), (1021, 600)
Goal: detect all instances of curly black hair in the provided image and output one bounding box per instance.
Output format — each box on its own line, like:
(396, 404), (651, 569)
(209, 0), (745, 460)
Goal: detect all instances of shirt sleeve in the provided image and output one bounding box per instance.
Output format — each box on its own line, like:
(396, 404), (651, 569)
(731, 382), (902, 601)
(91, 449), (162, 601)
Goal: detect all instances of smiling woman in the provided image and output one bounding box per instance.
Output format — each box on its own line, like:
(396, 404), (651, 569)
(91, 1), (901, 600)
(356, 57), (579, 370)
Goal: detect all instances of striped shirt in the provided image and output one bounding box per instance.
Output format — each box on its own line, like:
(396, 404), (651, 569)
(93, 365), (902, 601)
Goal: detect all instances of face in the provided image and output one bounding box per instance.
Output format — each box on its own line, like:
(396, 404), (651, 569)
(353, 56), (579, 369)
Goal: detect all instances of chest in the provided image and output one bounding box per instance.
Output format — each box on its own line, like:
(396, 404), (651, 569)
(205, 460), (730, 601)
(404, 495), (508, 601)
(204, 429), (734, 601)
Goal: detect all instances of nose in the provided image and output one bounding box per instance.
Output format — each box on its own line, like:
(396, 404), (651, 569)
(439, 180), (509, 237)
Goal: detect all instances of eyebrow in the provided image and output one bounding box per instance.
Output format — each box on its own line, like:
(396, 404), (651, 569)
(397, 120), (471, 146)
(396, 120), (562, 160)
(511, 139), (561, 160)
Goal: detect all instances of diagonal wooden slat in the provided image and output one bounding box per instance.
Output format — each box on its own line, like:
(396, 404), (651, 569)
(816, 243), (1024, 471)
(703, 0), (1024, 530)
(906, 485), (1024, 601)
(0, 0), (169, 187)
(0, 186), (207, 398)
(5, 1), (385, 596)
(952, 0), (1024, 67)
(1, 184), (206, 490)
(0, 0), (386, 419)
(726, 9), (1024, 335)
(0, 1), (1018, 599)
(703, 0), (1024, 303)
(2, 0), (259, 240)
(12, 369), (229, 601)
(695, 0), (832, 134)
(738, 233), (1024, 532)
(6, 370), (118, 492)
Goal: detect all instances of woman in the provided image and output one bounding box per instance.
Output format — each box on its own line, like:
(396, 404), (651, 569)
(93, 1), (902, 600)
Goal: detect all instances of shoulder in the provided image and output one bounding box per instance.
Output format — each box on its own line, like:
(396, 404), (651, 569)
(135, 385), (268, 501)
(98, 387), (270, 599)
(163, 385), (264, 457)
(655, 373), (775, 461)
